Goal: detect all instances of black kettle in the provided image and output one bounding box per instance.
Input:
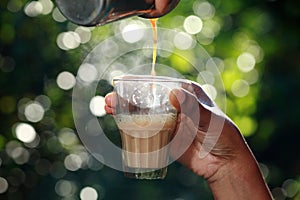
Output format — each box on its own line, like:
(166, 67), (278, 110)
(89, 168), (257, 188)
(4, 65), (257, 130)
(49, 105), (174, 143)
(55, 0), (180, 27)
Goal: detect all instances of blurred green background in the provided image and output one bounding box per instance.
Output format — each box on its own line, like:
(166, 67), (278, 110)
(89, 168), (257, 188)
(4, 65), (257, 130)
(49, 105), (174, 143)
(1, 0), (300, 199)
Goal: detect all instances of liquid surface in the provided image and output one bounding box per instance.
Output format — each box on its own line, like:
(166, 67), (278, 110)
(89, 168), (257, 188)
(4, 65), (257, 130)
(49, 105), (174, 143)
(116, 113), (177, 138)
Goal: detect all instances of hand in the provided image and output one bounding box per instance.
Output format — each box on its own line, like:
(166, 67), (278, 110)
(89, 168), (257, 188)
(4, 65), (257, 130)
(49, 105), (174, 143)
(167, 82), (244, 180)
(104, 81), (245, 179)
(104, 81), (272, 199)
(142, 0), (180, 18)
(167, 81), (272, 199)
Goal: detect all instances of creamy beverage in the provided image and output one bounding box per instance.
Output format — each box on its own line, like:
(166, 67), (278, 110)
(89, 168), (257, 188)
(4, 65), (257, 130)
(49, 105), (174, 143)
(112, 19), (179, 178)
(116, 113), (177, 170)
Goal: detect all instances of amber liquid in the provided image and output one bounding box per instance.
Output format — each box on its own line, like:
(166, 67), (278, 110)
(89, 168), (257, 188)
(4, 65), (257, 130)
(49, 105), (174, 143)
(116, 113), (177, 169)
(150, 18), (158, 76)
(118, 19), (176, 179)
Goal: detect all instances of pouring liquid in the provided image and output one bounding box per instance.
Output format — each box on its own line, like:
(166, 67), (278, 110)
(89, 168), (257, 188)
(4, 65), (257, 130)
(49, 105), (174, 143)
(149, 18), (158, 76)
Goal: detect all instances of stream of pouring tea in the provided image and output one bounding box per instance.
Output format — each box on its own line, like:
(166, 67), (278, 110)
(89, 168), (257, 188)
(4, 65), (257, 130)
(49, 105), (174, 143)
(149, 18), (158, 103)
(150, 18), (158, 76)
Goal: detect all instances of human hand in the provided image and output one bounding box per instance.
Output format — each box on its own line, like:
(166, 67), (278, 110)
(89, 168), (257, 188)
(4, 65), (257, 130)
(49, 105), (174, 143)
(104, 81), (243, 179)
(166, 81), (243, 180)
(167, 81), (272, 199)
(142, 0), (180, 18)
(105, 80), (272, 199)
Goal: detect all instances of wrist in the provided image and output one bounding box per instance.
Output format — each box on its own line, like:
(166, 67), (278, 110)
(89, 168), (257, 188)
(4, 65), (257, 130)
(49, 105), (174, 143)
(207, 148), (272, 200)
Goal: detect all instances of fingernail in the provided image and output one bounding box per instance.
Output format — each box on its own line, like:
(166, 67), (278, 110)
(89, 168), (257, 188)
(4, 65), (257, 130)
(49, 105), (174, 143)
(187, 84), (194, 93)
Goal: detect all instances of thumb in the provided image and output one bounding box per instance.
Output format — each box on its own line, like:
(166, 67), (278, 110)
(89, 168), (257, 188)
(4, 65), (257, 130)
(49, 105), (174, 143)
(169, 88), (186, 111)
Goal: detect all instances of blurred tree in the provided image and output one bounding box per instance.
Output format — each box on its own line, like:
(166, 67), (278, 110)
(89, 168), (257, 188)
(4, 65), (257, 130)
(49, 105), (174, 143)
(0, 0), (300, 199)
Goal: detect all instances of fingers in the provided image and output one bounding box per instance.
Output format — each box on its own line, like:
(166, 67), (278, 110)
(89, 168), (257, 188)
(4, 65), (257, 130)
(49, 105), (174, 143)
(106, 81), (215, 132)
(143, 0), (180, 18)
(169, 88), (191, 113)
(104, 105), (113, 115)
(183, 81), (214, 107)
(104, 92), (116, 114)
(153, 0), (171, 15)
(169, 84), (213, 131)
(169, 88), (185, 111)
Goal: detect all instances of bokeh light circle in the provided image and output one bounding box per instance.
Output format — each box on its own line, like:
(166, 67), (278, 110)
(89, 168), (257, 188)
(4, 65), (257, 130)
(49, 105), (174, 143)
(55, 179), (76, 197)
(183, 15), (203, 34)
(80, 186), (98, 200)
(64, 154), (82, 171)
(0, 177), (8, 194)
(24, 101), (45, 122)
(78, 63), (98, 83)
(15, 123), (37, 143)
(231, 79), (250, 97)
(56, 71), (76, 90)
(237, 52), (256, 72)
(89, 96), (106, 117)
(121, 21), (146, 43)
(173, 31), (195, 50)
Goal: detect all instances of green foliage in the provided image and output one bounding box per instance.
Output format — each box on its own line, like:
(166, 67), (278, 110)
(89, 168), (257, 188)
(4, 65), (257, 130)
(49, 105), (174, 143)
(1, 0), (300, 199)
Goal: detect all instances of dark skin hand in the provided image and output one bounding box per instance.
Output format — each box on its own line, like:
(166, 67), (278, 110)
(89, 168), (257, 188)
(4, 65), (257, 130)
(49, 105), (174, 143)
(143, 0), (180, 18)
(105, 81), (273, 200)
